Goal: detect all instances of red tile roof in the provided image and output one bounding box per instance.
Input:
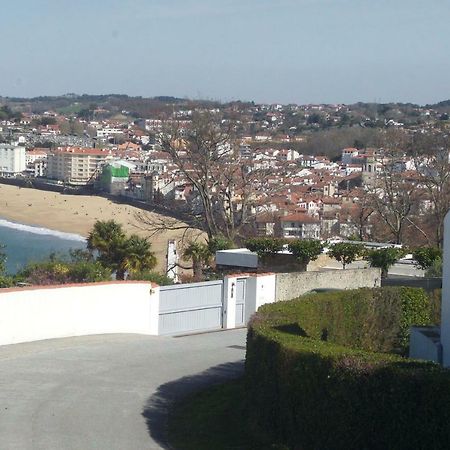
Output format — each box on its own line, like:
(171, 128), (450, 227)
(281, 213), (319, 223)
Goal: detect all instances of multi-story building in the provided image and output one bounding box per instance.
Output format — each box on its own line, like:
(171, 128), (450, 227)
(47, 147), (112, 185)
(96, 127), (125, 138)
(280, 213), (321, 239)
(0, 144), (26, 176)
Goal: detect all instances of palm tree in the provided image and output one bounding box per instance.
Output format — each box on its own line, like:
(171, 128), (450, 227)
(87, 220), (156, 280)
(120, 235), (157, 278)
(87, 220), (126, 265)
(183, 242), (211, 281)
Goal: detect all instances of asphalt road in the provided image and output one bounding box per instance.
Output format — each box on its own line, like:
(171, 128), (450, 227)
(0, 329), (247, 450)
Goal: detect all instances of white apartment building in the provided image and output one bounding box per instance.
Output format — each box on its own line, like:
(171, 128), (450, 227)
(0, 144), (26, 176)
(280, 213), (321, 239)
(96, 127), (125, 138)
(47, 147), (112, 185)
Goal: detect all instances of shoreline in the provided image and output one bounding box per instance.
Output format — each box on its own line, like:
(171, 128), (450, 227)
(0, 217), (86, 242)
(0, 184), (199, 271)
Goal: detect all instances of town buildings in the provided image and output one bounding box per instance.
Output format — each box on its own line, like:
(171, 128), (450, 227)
(0, 96), (447, 245)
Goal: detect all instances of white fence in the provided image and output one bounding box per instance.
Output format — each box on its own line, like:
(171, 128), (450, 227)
(0, 268), (381, 346)
(0, 274), (277, 345)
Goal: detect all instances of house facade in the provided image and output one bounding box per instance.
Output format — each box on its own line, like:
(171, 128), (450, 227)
(280, 213), (321, 239)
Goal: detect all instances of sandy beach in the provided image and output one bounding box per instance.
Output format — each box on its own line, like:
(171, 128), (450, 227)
(0, 184), (201, 272)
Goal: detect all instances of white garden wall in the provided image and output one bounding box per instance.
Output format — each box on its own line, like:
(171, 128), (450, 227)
(0, 281), (159, 345)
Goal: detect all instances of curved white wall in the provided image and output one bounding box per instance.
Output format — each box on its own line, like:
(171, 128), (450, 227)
(0, 281), (159, 346)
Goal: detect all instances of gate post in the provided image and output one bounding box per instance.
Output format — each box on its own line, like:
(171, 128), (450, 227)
(148, 283), (160, 335)
(223, 275), (239, 329)
(246, 273), (276, 322)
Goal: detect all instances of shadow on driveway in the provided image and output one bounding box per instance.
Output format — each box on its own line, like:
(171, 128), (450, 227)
(142, 360), (245, 449)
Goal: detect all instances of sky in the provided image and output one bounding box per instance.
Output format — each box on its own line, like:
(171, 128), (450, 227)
(1, 0), (449, 105)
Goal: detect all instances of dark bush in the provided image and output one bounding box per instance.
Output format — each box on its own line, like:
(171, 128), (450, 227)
(429, 289), (442, 325)
(246, 287), (450, 450)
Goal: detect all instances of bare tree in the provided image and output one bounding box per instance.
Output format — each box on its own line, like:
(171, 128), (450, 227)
(411, 130), (450, 247)
(346, 197), (375, 241)
(137, 111), (274, 243)
(367, 130), (419, 244)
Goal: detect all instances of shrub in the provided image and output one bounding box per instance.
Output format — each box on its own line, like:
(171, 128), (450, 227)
(364, 247), (405, 277)
(328, 242), (364, 269)
(15, 259), (111, 285)
(429, 289), (442, 325)
(207, 236), (234, 254)
(245, 237), (285, 257)
(246, 287), (449, 449)
(287, 239), (323, 266)
(128, 270), (173, 285)
(413, 247), (443, 271)
(0, 275), (13, 288)
(426, 258), (443, 278)
(253, 287), (430, 355)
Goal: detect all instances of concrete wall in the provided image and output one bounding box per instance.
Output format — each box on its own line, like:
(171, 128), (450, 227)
(275, 268), (381, 302)
(409, 326), (442, 363)
(382, 277), (442, 292)
(0, 281), (159, 346)
(0, 267), (378, 345)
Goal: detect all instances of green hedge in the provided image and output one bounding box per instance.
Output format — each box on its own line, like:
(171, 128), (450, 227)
(429, 289), (442, 325)
(246, 287), (450, 449)
(256, 287), (430, 355)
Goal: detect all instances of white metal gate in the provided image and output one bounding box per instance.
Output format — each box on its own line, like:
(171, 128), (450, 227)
(158, 280), (224, 335)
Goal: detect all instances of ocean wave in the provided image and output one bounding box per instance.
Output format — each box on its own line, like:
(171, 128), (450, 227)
(0, 218), (86, 242)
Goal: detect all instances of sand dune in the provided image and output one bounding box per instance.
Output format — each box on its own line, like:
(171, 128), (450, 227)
(0, 184), (202, 272)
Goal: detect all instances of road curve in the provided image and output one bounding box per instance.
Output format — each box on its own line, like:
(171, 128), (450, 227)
(0, 329), (247, 450)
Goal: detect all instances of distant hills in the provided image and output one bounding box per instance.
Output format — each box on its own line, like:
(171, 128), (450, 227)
(1, 93), (449, 120)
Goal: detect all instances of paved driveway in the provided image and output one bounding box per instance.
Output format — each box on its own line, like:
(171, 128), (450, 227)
(0, 329), (247, 449)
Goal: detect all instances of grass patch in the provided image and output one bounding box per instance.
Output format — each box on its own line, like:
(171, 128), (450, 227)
(168, 378), (279, 450)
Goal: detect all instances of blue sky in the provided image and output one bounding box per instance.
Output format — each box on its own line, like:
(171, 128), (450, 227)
(1, 0), (449, 104)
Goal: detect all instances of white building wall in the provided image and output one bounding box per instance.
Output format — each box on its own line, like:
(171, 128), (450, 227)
(0, 144), (26, 174)
(245, 274), (276, 323)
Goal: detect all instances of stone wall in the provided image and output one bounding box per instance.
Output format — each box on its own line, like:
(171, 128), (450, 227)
(275, 268), (381, 302)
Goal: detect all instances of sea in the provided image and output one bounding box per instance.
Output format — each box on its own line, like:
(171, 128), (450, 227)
(0, 218), (87, 275)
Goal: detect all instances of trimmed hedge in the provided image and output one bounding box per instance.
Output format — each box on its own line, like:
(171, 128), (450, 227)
(258, 287), (431, 356)
(429, 288), (442, 325)
(246, 287), (450, 450)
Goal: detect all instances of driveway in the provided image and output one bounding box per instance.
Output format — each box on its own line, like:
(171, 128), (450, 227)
(0, 329), (247, 449)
